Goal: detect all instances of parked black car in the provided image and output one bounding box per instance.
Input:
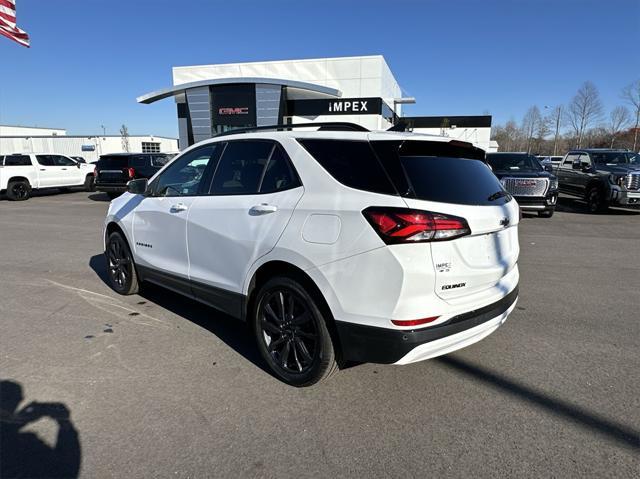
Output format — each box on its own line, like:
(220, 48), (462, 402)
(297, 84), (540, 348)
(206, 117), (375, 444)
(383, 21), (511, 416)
(555, 149), (640, 213)
(486, 152), (558, 217)
(95, 153), (172, 199)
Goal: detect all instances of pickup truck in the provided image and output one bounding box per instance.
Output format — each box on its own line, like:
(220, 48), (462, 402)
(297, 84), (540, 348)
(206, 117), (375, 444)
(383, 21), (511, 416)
(0, 153), (96, 201)
(555, 149), (640, 212)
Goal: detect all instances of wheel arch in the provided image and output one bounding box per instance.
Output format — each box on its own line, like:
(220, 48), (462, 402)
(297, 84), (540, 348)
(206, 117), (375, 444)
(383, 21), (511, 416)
(8, 176), (31, 186)
(245, 260), (344, 359)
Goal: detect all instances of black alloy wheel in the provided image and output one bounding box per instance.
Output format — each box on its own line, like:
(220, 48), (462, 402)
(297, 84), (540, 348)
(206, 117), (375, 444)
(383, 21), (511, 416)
(106, 232), (139, 295)
(7, 180), (30, 201)
(587, 187), (607, 213)
(253, 277), (337, 386)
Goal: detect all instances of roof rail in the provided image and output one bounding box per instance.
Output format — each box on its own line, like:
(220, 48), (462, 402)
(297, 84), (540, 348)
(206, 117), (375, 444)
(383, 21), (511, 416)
(212, 122), (369, 138)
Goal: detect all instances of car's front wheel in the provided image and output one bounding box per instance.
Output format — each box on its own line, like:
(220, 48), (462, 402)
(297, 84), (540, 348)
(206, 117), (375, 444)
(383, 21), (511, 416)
(106, 231), (139, 295)
(252, 277), (338, 387)
(586, 186), (608, 213)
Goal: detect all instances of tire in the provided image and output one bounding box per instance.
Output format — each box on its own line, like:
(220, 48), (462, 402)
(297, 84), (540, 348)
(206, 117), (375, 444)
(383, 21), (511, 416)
(6, 180), (31, 201)
(105, 231), (139, 295)
(84, 175), (96, 192)
(586, 186), (608, 213)
(252, 276), (338, 387)
(538, 209), (554, 218)
(107, 192), (120, 200)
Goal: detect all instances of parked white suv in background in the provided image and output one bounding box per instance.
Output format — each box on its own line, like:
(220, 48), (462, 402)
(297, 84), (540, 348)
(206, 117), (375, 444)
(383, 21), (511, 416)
(0, 153), (95, 200)
(103, 124), (520, 386)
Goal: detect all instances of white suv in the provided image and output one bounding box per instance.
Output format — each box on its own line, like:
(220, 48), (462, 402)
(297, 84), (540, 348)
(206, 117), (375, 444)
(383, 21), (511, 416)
(103, 124), (520, 386)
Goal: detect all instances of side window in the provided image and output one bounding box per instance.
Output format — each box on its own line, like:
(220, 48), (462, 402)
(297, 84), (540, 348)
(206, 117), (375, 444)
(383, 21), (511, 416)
(53, 155), (76, 166)
(259, 145), (300, 193)
(298, 139), (396, 195)
(561, 153), (579, 169)
(36, 155), (55, 166)
(152, 155), (170, 167)
(3, 155), (31, 166)
(579, 153), (592, 167)
(152, 145), (218, 197)
(210, 141), (274, 195)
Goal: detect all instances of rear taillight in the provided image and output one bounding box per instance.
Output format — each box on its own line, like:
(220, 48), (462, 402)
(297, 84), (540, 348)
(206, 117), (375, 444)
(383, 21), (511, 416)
(391, 316), (440, 327)
(126, 167), (135, 179)
(362, 207), (471, 244)
(93, 166), (97, 176)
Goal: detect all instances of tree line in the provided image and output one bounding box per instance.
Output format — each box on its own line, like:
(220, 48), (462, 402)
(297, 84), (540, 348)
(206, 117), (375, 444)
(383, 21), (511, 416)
(491, 80), (640, 155)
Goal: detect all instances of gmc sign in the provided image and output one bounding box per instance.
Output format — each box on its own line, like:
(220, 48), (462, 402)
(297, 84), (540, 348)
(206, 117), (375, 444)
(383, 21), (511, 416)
(218, 107), (249, 115)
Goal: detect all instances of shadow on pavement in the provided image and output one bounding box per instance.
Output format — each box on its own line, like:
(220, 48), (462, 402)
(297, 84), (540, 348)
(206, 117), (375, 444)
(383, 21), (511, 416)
(0, 380), (81, 478)
(88, 192), (112, 202)
(555, 196), (640, 216)
(88, 254), (272, 377)
(437, 355), (640, 451)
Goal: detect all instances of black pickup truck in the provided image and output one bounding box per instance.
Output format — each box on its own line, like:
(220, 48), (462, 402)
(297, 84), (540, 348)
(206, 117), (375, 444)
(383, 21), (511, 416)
(486, 152), (558, 217)
(95, 153), (173, 199)
(555, 149), (640, 213)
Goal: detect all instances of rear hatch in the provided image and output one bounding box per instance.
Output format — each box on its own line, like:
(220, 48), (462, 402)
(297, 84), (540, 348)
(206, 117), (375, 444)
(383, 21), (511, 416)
(96, 156), (130, 184)
(371, 139), (520, 303)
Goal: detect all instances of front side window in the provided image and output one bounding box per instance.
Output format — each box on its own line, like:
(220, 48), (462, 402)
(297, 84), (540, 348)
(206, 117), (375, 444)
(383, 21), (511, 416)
(561, 153), (580, 168)
(210, 141), (275, 195)
(151, 154), (171, 167)
(152, 145), (218, 197)
(53, 155), (76, 166)
(579, 154), (592, 167)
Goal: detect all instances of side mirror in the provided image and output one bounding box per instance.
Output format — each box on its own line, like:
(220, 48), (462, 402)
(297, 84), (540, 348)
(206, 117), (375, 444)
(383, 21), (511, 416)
(127, 178), (148, 195)
(76, 162), (81, 168)
(581, 164), (592, 173)
(572, 161), (582, 170)
(544, 164), (553, 173)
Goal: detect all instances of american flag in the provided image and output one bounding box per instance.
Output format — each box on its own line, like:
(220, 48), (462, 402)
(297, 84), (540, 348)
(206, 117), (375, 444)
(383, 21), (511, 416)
(0, 0), (29, 47)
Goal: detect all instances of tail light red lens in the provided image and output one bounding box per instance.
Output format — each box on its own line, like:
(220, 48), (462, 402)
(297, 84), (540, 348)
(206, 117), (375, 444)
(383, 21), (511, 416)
(391, 316), (440, 327)
(363, 207), (471, 244)
(93, 166), (97, 176)
(126, 167), (135, 179)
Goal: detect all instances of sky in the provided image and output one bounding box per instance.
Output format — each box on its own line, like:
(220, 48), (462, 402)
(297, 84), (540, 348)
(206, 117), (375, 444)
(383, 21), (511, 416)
(0, 0), (638, 138)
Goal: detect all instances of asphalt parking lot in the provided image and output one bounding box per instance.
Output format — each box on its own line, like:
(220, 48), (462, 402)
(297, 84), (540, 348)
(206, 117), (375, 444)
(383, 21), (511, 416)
(1, 191), (638, 478)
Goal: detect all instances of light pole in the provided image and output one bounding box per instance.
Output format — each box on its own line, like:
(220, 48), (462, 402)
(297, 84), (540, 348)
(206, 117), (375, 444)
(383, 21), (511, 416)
(392, 97), (416, 125)
(101, 125), (106, 136)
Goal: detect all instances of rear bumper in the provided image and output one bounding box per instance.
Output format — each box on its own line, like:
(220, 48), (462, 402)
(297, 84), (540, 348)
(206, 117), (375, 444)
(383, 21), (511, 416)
(335, 285), (518, 364)
(95, 183), (127, 193)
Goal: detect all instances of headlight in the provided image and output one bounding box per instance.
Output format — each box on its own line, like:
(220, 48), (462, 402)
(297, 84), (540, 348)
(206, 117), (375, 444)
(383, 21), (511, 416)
(550, 178), (558, 190)
(609, 174), (628, 187)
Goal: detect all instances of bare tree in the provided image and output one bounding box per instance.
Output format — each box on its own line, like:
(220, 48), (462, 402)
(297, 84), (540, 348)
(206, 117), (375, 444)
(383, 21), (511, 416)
(621, 80), (640, 151)
(607, 106), (631, 148)
(566, 82), (604, 148)
(521, 106), (542, 153)
(120, 124), (130, 153)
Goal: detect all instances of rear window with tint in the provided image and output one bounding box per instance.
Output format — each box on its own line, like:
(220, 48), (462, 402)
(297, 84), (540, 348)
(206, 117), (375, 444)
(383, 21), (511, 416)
(98, 156), (129, 169)
(298, 139), (396, 195)
(398, 156), (510, 206)
(3, 154), (31, 166)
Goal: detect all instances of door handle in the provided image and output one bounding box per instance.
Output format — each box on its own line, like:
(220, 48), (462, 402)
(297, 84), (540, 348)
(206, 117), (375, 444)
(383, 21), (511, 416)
(170, 203), (188, 213)
(40, 169), (46, 171)
(250, 203), (278, 215)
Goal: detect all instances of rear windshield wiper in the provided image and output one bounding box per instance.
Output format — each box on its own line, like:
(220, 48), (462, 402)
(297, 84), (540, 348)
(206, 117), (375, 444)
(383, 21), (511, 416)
(487, 190), (508, 201)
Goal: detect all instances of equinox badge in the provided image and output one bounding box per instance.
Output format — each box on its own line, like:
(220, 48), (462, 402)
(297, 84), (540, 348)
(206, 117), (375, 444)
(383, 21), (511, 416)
(500, 217), (510, 227)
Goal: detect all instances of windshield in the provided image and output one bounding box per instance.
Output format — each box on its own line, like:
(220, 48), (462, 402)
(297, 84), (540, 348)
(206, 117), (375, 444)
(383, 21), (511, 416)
(592, 152), (639, 165)
(486, 154), (542, 172)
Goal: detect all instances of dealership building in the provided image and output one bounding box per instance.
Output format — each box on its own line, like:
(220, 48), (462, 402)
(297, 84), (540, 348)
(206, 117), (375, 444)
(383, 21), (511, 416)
(0, 125), (178, 162)
(138, 55), (496, 151)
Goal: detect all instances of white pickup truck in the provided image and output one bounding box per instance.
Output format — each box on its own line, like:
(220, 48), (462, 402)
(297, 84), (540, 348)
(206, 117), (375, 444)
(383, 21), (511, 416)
(0, 153), (95, 201)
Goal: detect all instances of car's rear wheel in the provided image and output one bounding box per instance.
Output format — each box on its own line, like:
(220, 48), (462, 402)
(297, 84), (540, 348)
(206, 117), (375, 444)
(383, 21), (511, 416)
(252, 277), (338, 387)
(85, 174), (96, 192)
(6, 180), (31, 201)
(106, 231), (139, 295)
